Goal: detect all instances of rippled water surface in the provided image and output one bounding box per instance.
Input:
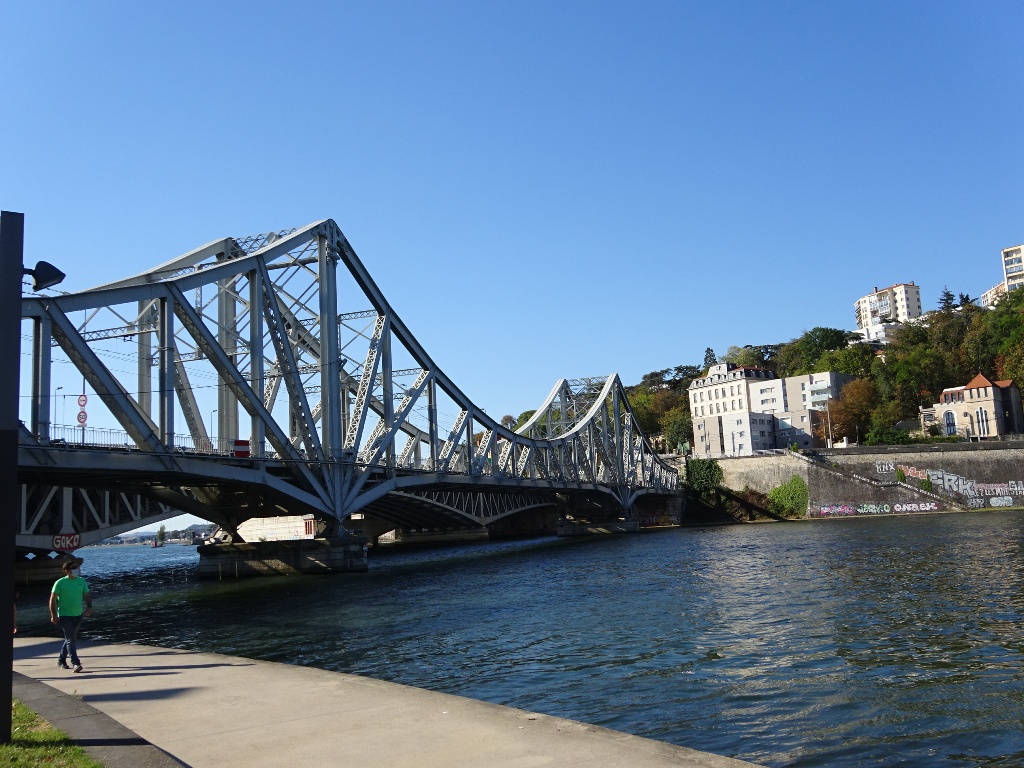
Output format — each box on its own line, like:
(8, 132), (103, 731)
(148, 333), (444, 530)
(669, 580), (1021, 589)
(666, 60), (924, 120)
(19, 512), (1024, 766)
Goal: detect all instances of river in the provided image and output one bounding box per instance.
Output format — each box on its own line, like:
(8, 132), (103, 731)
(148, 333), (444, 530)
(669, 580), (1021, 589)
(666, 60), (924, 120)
(16, 511), (1024, 767)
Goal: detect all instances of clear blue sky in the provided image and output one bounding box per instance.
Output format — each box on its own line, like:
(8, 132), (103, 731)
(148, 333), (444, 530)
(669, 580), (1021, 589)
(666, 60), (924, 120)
(4, 0), (1022, 425)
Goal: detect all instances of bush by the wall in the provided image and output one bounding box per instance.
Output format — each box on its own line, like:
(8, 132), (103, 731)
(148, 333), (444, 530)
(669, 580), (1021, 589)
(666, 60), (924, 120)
(768, 475), (809, 518)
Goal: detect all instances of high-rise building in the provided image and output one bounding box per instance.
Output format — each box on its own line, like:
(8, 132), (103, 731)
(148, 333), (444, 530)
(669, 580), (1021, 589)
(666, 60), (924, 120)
(853, 282), (922, 343)
(1002, 245), (1024, 293)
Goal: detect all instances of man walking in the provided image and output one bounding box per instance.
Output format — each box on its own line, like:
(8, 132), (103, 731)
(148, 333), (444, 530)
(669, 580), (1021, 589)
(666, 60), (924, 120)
(49, 560), (91, 673)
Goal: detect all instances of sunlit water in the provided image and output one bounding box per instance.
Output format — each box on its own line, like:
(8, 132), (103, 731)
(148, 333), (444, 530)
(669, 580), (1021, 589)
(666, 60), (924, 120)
(17, 512), (1024, 767)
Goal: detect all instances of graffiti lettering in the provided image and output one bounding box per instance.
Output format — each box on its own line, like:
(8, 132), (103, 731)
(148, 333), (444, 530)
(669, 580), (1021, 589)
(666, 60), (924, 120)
(891, 502), (939, 513)
(857, 503), (890, 515)
(817, 505), (856, 517)
(875, 461), (896, 474)
(967, 497), (987, 508)
(990, 497), (1014, 507)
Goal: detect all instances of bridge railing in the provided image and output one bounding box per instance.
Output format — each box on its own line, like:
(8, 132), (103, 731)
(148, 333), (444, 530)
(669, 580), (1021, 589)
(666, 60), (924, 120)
(47, 424), (255, 457)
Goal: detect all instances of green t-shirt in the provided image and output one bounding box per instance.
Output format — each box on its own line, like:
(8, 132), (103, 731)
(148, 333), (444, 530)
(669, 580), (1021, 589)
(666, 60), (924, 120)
(51, 576), (89, 617)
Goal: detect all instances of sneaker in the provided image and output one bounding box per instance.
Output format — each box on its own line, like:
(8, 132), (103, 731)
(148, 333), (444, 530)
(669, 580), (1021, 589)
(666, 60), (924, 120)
(73, 664), (83, 673)
(57, 660), (70, 670)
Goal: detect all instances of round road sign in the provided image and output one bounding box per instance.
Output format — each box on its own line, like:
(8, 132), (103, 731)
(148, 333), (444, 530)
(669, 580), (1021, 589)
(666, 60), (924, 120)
(77, 411), (87, 425)
(77, 394), (88, 407)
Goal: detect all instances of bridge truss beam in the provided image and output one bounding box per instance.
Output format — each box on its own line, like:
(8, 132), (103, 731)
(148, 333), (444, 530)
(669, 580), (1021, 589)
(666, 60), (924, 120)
(20, 219), (677, 540)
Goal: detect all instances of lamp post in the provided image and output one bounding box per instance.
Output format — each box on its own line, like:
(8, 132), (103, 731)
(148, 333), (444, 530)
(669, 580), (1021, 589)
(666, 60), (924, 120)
(0, 212), (65, 743)
(210, 409), (217, 452)
(53, 386), (63, 430)
(826, 401), (834, 449)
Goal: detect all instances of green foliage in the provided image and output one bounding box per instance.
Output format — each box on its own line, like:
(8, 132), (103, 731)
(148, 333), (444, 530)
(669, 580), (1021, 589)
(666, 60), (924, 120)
(514, 410), (535, 430)
(768, 475), (809, 517)
(661, 405), (691, 451)
(685, 458), (723, 493)
(157, 524), (166, 543)
(776, 327), (852, 376)
(864, 425), (912, 445)
(3, 700), (103, 767)
(938, 287), (957, 311)
(721, 345), (768, 368)
(895, 468), (906, 482)
(919, 477), (934, 492)
(816, 344), (876, 378)
(703, 347), (717, 368)
(627, 389), (661, 436)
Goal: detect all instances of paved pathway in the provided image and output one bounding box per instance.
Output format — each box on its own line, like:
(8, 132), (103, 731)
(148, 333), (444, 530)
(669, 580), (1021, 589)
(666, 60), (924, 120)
(14, 637), (762, 768)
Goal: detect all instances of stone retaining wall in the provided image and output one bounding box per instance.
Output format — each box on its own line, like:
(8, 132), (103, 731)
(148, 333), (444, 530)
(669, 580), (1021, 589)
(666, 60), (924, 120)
(818, 444), (1024, 511)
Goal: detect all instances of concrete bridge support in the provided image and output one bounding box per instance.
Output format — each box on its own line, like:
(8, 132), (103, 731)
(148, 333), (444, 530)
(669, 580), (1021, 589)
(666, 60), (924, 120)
(195, 536), (369, 578)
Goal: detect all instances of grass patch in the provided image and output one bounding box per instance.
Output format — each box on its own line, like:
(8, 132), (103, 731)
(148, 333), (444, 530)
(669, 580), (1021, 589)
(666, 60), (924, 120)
(0, 700), (103, 767)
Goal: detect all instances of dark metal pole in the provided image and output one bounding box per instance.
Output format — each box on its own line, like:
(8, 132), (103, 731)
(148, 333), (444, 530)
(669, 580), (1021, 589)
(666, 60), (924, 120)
(0, 211), (24, 743)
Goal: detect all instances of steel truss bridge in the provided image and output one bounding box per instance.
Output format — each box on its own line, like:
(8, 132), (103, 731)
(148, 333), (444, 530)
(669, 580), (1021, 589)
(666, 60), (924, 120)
(18, 219), (677, 550)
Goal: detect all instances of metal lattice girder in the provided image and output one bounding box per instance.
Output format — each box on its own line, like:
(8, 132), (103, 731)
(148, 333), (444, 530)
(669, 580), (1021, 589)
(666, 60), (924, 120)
(20, 218), (677, 545)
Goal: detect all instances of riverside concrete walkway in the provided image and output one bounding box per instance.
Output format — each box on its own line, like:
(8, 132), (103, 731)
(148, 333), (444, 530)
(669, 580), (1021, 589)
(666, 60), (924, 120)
(14, 637), (762, 768)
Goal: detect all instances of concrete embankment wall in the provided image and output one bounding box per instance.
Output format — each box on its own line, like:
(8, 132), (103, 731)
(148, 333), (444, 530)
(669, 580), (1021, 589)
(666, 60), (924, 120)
(715, 442), (1024, 518)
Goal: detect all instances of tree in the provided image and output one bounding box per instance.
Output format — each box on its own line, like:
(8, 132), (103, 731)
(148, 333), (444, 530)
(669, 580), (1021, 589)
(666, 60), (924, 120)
(938, 286), (957, 312)
(703, 347), (717, 369)
(627, 389), (661, 436)
(639, 368), (670, 392)
(500, 414), (516, 431)
(514, 410), (535, 430)
(661, 405), (691, 452)
(157, 524), (166, 544)
(828, 378), (878, 442)
(797, 327), (851, 373)
(685, 458), (722, 494)
(816, 344), (876, 378)
(721, 345), (768, 368)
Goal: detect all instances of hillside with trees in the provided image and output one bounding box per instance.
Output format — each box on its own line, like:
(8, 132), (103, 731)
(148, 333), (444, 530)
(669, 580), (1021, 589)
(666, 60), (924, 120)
(625, 287), (1024, 448)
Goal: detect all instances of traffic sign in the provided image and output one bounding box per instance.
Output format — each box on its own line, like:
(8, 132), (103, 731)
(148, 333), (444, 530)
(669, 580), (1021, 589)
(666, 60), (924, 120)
(76, 411), (87, 425)
(77, 394), (88, 407)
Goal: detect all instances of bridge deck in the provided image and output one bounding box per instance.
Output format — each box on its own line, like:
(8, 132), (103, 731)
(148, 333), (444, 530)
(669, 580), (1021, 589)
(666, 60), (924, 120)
(14, 637), (759, 768)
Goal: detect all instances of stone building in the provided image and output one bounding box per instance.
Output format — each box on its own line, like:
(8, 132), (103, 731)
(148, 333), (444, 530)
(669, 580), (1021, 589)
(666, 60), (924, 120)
(920, 373), (1024, 439)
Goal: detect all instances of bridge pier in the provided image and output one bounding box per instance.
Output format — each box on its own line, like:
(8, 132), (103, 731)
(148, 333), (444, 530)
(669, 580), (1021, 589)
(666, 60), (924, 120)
(195, 536), (369, 578)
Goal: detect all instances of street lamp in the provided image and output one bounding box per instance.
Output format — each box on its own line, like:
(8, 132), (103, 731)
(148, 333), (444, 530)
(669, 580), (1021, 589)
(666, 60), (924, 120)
(53, 386), (63, 429)
(1, 211), (64, 743)
(210, 409), (217, 451)
(826, 401), (834, 449)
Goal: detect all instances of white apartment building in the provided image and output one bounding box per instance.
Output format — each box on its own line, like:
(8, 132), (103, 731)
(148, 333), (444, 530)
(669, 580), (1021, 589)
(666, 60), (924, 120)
(981, 281), (1007, 308)
(1003, 245), (1024, 293)
(853, 282), (922, 343)
(688, 363), (852, 457)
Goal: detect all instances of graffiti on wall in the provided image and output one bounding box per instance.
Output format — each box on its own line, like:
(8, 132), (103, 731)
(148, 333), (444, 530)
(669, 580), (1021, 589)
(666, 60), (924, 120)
(876, 462), (1024, 509)
(815, 501), (940, 517)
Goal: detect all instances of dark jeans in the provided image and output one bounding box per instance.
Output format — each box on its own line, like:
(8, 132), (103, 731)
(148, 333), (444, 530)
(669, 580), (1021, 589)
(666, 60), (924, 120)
(58, 615), (83, 665)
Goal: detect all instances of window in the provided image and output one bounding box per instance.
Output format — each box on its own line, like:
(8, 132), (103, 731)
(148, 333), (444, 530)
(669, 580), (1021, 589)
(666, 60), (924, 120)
(736, 419), (742, 426)
(977, 407), (989, 436)
(737, 444), (744, 451)
(944, 411), (956, 436)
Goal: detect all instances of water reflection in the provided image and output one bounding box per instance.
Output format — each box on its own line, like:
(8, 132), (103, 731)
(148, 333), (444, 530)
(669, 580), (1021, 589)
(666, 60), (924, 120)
(15, 513), (1024, 766)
